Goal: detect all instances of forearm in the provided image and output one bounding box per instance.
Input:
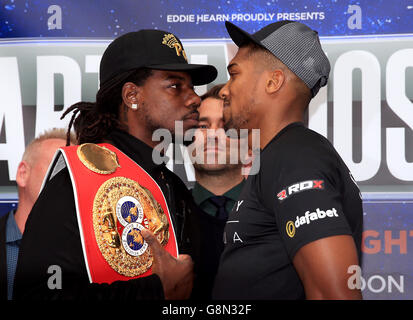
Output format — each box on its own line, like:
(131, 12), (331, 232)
(304, 282), (362, 300)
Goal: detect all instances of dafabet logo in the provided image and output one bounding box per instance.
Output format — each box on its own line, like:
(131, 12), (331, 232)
(286, 207), (339, 238)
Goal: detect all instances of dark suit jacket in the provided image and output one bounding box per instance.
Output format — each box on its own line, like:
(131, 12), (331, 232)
(0, 211), (10, 300)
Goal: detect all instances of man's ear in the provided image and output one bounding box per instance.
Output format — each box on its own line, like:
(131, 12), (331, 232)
(16, 161), (30, 188)
(265, 69), (285, 95)
(121, 82), (140, 108)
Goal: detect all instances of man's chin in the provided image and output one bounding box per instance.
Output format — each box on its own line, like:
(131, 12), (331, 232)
(193, 163), (232, 173)
(172, 135), (194, 147)
(182, 138), (195, 147)
(172, 127), (197, 146)
(224, 123), (244, 138)
(223, 119), (237, 132)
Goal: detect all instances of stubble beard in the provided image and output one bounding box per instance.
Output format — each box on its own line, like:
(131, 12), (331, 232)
(194, 162), (242, 176)
(140, 101), (162, 133)
(143, 107), (196, 146)
(224, 99), (254, 135)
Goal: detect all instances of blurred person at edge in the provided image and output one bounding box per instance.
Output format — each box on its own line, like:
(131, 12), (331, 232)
(0, 128), (74, 300)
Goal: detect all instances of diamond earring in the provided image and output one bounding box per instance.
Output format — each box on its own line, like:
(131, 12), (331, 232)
(131, 103), (138, 110)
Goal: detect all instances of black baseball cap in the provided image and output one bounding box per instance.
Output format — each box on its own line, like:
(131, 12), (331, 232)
(225, 21), (330, 97)
(100, 29), (218, 86)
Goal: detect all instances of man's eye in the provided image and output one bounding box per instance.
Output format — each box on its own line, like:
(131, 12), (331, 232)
(198, 124), (208, 129)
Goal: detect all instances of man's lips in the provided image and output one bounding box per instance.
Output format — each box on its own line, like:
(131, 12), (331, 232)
(204, 140), (226, 152)
(204, 146), (225, 152)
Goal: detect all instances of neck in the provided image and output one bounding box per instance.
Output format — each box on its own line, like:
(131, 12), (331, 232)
(138, 135), (158, 149)
(195, 167), (244, 196)
(257, 99), (306, 149)
(259, 118), (302, 149)
(14, 193), (32, 234)
(127, 125), (158, 149)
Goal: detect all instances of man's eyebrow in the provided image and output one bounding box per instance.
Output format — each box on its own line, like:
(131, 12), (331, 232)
(163, 74), (194, 87)
(227, 63), (237, 71)
(198, 116), (210, 122)
(199, 116), (225, 123)
(164, 75), (186, 81)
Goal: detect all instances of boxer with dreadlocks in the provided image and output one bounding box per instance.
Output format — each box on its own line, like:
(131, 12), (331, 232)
(13, 29), (217, 300)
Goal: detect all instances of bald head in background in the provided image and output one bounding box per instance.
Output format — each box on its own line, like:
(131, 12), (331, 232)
(15, 128), (75, 232)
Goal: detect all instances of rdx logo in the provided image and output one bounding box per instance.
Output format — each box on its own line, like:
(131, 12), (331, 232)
(277, 180), (324, 201)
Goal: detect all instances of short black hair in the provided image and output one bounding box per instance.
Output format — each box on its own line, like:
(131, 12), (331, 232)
(200, 83), (225, 101)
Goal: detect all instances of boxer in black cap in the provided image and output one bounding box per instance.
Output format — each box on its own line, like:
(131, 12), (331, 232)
(213, 21), (363, 299)
(13, 29), (217, 300)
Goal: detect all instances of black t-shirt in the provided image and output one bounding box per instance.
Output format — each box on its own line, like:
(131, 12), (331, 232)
(212, 122), (363, 300)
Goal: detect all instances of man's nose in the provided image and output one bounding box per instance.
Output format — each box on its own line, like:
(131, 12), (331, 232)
(185, 89), (201, 109)
(219, 82), (229, 100)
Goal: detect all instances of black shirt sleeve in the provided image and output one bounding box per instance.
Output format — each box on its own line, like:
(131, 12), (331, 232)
(258, 134), (352, 260)
(13, 168), (164, 300)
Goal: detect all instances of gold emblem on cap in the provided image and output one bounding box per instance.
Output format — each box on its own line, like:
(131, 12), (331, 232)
(77, 143), (120, 175)
(162, 33), (188, 61)
(93, 177), (170, 277)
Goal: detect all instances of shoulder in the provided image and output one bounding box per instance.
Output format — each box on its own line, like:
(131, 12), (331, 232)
(42, 166), (72, 194)
(266, 125), (334, 157)
(162, 167), (192, 194)
(257, 125), (344, 192)
(262, 125), (339, 171)
(31, 167), (74, 218)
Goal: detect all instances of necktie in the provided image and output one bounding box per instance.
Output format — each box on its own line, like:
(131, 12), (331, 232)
(209, 195), (229, 220)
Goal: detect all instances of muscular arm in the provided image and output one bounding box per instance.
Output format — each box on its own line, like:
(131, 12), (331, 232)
(292, 235), (362, 300)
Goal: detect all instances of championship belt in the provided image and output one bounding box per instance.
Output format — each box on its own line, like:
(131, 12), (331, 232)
(51, 143), (178, 284)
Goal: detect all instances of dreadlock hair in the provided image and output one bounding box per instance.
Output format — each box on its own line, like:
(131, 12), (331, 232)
(61, 68), (153, 146)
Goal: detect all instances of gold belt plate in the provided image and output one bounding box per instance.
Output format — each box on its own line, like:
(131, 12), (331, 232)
(93, 176), (169, 277)
(77, 143), (120, 175)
